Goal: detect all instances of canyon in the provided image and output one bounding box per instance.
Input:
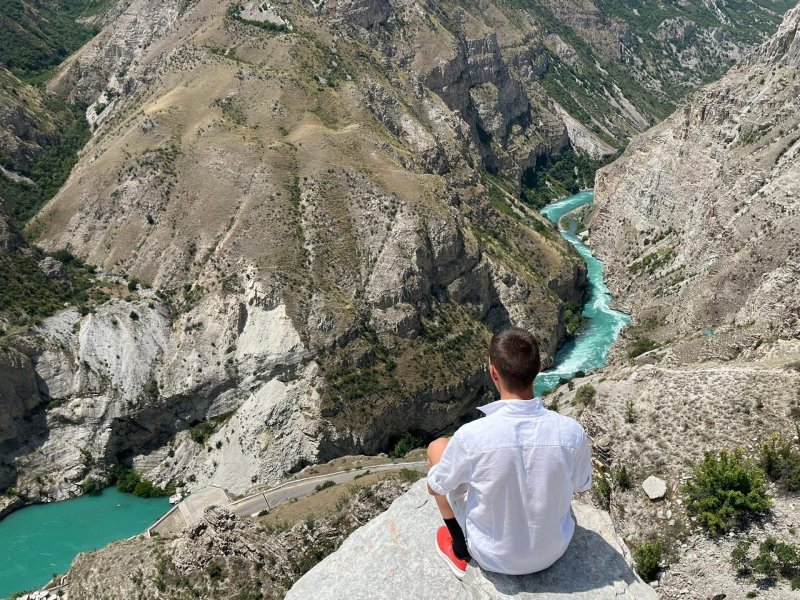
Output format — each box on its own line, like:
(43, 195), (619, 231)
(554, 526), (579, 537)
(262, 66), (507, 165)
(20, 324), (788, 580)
(1, 0), (799, 598)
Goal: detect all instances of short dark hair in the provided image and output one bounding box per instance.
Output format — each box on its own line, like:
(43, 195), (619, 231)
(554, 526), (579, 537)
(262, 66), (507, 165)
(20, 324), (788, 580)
(489, 327), (540, 390)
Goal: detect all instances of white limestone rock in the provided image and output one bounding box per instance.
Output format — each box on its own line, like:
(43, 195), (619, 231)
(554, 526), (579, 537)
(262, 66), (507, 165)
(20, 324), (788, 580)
(642, 476), (667, 501)
(286, 480), (657, 600)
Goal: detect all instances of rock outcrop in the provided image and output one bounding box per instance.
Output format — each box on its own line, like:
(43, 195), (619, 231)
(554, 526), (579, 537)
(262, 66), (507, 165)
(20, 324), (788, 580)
(286, 479), (656, 599)
(591, 4), (800, 341)
(63, 476), (415, 599)
(535, 5), (800, 599)
(0, 0), (794, 515)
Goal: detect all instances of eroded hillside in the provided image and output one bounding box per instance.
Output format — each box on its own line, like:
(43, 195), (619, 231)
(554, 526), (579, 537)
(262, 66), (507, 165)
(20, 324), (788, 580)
(547, 5), (800, 598)
(0, 0), (793, 517)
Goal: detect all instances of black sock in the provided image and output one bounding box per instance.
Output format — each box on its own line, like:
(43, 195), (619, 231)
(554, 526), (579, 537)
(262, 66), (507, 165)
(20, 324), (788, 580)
(444, 517), (470, 560)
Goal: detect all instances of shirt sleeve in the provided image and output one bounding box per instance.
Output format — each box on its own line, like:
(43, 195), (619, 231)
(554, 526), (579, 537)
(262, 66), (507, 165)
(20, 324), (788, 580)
(572, 433), (592, 493)
(427, 434), (470, 496)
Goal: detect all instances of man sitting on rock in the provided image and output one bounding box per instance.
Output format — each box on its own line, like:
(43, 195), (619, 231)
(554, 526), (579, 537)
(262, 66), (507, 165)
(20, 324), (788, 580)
(427, 327), (592, 578)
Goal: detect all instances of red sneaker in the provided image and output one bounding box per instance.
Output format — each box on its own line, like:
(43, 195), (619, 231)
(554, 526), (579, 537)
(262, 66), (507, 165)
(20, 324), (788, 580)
(436, 526), (468, 579)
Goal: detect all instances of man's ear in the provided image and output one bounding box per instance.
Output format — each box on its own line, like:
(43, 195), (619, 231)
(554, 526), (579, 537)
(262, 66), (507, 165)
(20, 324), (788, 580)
(488, 363), (500, 383)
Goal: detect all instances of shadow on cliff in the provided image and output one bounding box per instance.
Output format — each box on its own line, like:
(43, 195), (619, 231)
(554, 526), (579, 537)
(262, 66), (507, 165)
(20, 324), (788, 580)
(475, 524), (639, 595)
(0, 347), (51, 491)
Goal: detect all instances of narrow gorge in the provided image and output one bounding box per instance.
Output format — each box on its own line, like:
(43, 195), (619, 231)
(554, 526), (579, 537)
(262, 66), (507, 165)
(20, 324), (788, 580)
(1, 0), (799, 598)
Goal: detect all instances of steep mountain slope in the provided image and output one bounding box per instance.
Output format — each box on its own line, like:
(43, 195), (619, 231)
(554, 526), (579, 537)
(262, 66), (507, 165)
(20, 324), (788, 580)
(7, 0), (592, 508)
(0, 0), (107, 83)
(558, 5), (800, 597)
(0, 0), (792, 515)
(0, 0), (108, 221)
(592, 3), (800, 343)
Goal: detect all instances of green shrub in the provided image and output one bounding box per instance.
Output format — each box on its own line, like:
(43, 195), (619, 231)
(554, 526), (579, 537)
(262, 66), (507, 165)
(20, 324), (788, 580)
(613, 464), (633, 491)
(189, 421), (215, 444)
(759, 434), (800, 492)
(389, 432), (422, 458)
(563, 301), (586, 337)
(107, 466), (171, 498)
(206, 561), (226, 581)
(683, 449), (771, 535)
(573, 384), (596, 407)
(633, 538), (663, 581)
(395, 468), (423, 483)
(314, 480), (336, 492)
(732, 536), (800, 588)
(592, 473), (611, 510)
(628, 338), (658, 358)
(625, 399), (637, 424)
(81, 477), (105, 495)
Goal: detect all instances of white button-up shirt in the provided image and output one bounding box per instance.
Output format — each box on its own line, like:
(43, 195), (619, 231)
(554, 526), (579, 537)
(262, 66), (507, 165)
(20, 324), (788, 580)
(427, 398), (592, 575)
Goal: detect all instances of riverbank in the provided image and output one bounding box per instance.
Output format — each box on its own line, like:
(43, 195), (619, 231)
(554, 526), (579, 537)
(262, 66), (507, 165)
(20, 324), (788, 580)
(0, 489), (169, 598)
(534, 191), (630, 394)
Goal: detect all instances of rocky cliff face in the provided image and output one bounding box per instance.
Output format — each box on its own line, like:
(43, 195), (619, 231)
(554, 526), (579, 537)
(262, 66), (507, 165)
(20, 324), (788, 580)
(592, 3), (800, 342)
(5, 0), (592, 505)
(0, 0), (793, 512)
(286, 479), (656, 599)
(63, 476), (415, 599)
(550, 5), (800, 598)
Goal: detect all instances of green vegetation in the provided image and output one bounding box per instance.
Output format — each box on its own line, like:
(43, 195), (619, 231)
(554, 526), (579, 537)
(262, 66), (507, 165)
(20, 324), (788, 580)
(314, 480), (336, 492)
(389, 432), (423, 459)
(0, 102), (90, 223)
(206, 561), (227, 581)
(624, 399), (637, 424)
(108, 467), (174, 499)
(628, 246), (677, 277)
(593, 0), (792, 104)
(633, 538), (663, 581)
(759, 434), (800, 492)
(80, 477), (105, 495)
(563, 301), (586, 337)
(573, 384), (596, 407)
(684, 449), (771, 535)
(592, 472), (611, 510)
(0, 0), (110, 82)
(613, 464), (633, 491)
(520, 148), (609, 210)
(732, 536), (800, 589)
(628, 337), (659, 358)
(189, 421), (216, 445)
(321, 309), (402, 405)
(395, 468), (424, 483)
(0, 247), (108, 331)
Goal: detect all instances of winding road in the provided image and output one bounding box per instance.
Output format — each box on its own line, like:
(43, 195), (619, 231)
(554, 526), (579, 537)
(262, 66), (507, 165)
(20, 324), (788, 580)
(149, 461), (428, 535)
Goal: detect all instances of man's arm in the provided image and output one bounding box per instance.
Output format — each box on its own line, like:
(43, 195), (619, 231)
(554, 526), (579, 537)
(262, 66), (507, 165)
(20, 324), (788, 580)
(573, 433), (592, 493)
(427, 434), (470, 497)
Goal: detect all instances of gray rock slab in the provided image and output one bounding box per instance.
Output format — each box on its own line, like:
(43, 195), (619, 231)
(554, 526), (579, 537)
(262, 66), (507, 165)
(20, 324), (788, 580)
(642, 476), (667, 500)
(286, 480), (657, 600)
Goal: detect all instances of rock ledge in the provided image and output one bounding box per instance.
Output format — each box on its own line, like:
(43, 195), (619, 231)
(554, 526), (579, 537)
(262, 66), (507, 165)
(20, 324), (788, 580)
(286, 480), (657, 599)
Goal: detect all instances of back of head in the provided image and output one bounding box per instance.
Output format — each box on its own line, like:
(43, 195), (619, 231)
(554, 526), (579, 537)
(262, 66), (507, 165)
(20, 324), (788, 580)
(489, 327), (541, 390)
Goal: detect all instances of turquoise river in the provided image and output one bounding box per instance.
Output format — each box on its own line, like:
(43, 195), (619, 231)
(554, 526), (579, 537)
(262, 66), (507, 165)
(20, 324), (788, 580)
(0, 191), (626, 598)
(534, 190), (630, 395)
(0, 489), (169, 598)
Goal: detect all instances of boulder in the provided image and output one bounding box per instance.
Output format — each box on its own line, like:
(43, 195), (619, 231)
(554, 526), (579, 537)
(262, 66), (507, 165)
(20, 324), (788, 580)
(642, 476), (667, 501)
(286, 480), (657, 600)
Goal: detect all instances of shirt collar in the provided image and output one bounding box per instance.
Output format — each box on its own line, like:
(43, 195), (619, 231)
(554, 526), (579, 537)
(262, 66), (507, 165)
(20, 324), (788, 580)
(478, 397), (545, 417)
